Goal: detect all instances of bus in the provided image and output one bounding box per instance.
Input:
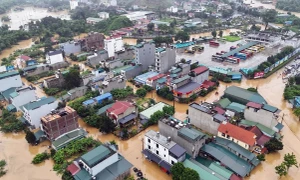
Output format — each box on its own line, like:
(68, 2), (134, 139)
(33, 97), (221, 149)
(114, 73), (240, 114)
(226, 56), (240, 64)
(209, 41), (220, 46)
(212, 55), (223, 62)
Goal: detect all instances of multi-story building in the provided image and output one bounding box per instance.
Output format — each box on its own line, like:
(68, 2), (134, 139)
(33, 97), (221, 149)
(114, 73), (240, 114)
(43, 70), (66, 89)
(46, 50), (64, 65)
(69, 144), (133, 179)
(217, 121), (256, 150)
(82, 32), (105, 51)
(59, 41), (81, 56)
(20, 97), (58, 129)
(159, 117), (206, 158)
(41, 106), (79, 140)
(98, 12), (109, 19)
(106, 101), (137, 127)
(0, 71), (22, 92)
(69, 0), (79, 10)
(104, 35), (125, 58)
(155, 47), (176, 73)
(143, 130), (186, 173)
(189, 66), (209, 84)
(134, 42), (155, 71)
(9, 86), (37, 111)
(16, 55), (37, 68)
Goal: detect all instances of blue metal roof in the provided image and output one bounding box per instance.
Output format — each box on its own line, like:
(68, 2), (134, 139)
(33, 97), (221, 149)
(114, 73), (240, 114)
(82, 99), (95, 106)
(94, 93), (112, 101)
(118, 113), (137, 124)
(169, 144), (186, 158)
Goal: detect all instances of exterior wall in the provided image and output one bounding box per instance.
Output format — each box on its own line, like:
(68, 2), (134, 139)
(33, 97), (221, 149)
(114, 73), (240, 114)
(192, 70), (209, 84)
(217, 131), (252, 150)
(188, 106), (219, 135)
(104, 37), (125, 58)
(99, 79), (126, 94)
(155, 48), (176, 73)
(121, 66), (143, 79)
(83, 33), (105, 51)
(49, 54), (64, 64)
(24, 62), (69, 77)
(106, 59), (123, 69)
(0, 74), (22, 92)
(60, 41), (81, 56)
(116, 106), (136, 123)
(135, 43), (155, 71)
(24, 101), (59, 129)
(158, 121), (205, 158)
(11, 90), (36, 111)
(115, 49), (134, 60)
(90, 153), (118, 176)
(43, 73), (65, 89)
(173, 78), (191, 89)
(244, 107), (278, 128)
(88, 53), (108, 67)
(69, 87), (88, 100)
(144, 136), (171, 164)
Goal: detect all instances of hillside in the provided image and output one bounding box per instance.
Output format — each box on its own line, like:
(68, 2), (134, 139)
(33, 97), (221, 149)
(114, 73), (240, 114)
(118, 0), (175, 9)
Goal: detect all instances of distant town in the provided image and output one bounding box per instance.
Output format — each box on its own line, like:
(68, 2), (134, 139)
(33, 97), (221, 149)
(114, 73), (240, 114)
(1, 0), (300, 180)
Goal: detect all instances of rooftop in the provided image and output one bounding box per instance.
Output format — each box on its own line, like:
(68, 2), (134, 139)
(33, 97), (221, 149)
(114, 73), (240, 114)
(189, 103), (211, 113)
(218, 98), (231, 109)
(239, 119), (276, 137)
(81, 145), (114, 167)
(226, 102), (246, 113)
(192, 66), (209, 75)
(41, 106), (76, 123)
(134, 71), (159, 84)
(145, 130), (177, 150)
(52, 129), (87, 150)
(218, 122), (256, 146)
(2, 87), (17, 100)
(172, 42), (195, 49)
(172, 75), (191, 84)
(0, 70), (19, 80)
(21, 97), (56, 111)
(169, 144), (186, 158)
(147, 74), (166, 81)
(140, 102), (170, 119)
(107, 101), (133, 115)
(48, 50), (63, 56)
(224, 86), (267, 105)
(178, 127), (206, 142)
(175, 82), (201, 94)
(96, 103), (114, 115)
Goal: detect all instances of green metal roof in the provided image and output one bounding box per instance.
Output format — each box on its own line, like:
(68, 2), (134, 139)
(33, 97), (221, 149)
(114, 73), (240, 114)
(224, 86), (267, 105)
(23, 65), (37, 71)
(52, 129), (87, 150)
(208, 162), (233, 179)
(112, 65), (131, 74)
(2, 87), (17, 100)
(156, 77), (166, 84)
(0, 94), (4, 101)
(226, 102), (246, 113)
(239, 119), (276, 137)
(9, 92), (19, 98)
(18, 116), (27, 124)
(156, 47), (166, 53)
(74, 169), (91, 180)
(22, 97), (56, 111)
(96, 103), (114, 115)
(140, 102), (170, 119)
(6, 104), (16, 112)
(178, 127), (205, 142)
(0, 70), (19, 80)
(172, 75), (190, 84)
(218, 98), (231, 108)
(227, 71), (242, 76)
(170, 68), (182, 74)
(81, 145), (112, 167)
(34, 130), (45, 140)
(262, 104), (278, 112)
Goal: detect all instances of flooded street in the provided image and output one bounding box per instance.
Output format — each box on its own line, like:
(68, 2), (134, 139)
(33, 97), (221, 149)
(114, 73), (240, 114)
(0, 39), (33, 60)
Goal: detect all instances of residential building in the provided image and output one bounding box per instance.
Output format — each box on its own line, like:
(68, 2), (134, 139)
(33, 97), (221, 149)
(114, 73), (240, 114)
(9, 86), (37, 111)
(17, 55), (37, 68)
(71, 144), (133, 179)
(145, 74), (166, 88)
(134, 71), (159, 85)
(86, 17), (103, 24)
(159, 117), (206, 158)
(123, 11), (155, 21)
(98, 12), (109, 19)
(20, 97), (58, 129)
(184, 18), (202, 27)
(244, 102), (283, 132)
(167, 6), (178, 13)
(239, 119), (277, 138)
(52, 128), (87, 150)
(134, 42), (155, 71)
(139, 102), (170, 125)
(97, 75), (126, 95)
(106, 101), (137, 127)
(170, 75), (191, 89)
(41, 106), (79, 140)
(189, 66), (209, 84)
(43, 70), (66, 89)
(0, 71), (22, 92)
(46, 50), (64, 64)
(82, 32), (105, 51)
(60, 86), (88, 102)
(82, 92), (113, 107)
(155, 47), (176, 73)
(218, 122), (256, 150)
(60, 41), (82, 56)
(70, 0), (79, 10)
(104, 36), (125, 58)
(121, 65), (143, 79)
(188, 102), (227, 135)
(143, 130), (186, 173)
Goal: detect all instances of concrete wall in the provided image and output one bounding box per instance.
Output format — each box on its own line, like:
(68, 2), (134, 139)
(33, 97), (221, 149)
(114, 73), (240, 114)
(188, 106), (219, 135)
(24, 62), (69, 77)
(135, 43), (155, 71)
(156, 48), (176, 73)
(60, 41), (81, 56)
(244, 107), (278, 129)
(11, 90), (36, 111)
(0, 74), (22, 92)
(121, 66), (142, 79)
(192, 70), (209, 84)
(115, 49), (134, 60)
(158, 121), (205, 158)
(144, 135), (171, 164)
(99, 78), (126, 94)
(106, 59), (124, 69)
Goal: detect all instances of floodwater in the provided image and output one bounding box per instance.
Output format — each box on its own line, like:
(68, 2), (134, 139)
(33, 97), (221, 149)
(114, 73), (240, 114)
(0, 39), (33, 60)
(0, 7), (70, 30)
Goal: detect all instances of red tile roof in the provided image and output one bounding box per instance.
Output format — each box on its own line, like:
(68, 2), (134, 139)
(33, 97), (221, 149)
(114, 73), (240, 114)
(107, 101), (133, 115)
(147, 74), (166, 81)
(20, 55), (31, 61)
(246, 102), (262, 109)
(200, 80), (216, 89)
(192, 66), (209, 75)
(67, 163), (80, 175)
(218, 122), (256, 146)
(257, 134), (271, 146)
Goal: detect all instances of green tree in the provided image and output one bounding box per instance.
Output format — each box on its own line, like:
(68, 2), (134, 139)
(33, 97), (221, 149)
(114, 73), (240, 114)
(147, 23), (154, 31)
(181, 168), (200, 180)
(265, 138), (283, 153)
(175, 31), (190, 41)
(218, 30), (223, 38)
(163, 106), (175, 115)
(136, 88), (147, 98)
(62, 170), (74, 180)
(262, 9), (278, 30)
(0, 160), (7, 178)
(247, 87), (257, 92)
(293, 108), (300, 120)
(283, 153), (298, 170)
(137, 38), (144, 44)
(25, 130), (36, 144)
(257, 154), (266, 161)
(275, 163), (288, 177)
(121, 128), (129, 139)
(99, 115), (116, 133)
(170, 162), (185, 180)
(211, 30), (217, 38)
(63, 66), (81, 89)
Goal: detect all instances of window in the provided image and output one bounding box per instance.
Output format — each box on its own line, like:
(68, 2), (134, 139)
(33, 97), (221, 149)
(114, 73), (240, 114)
(148, 145), (151, 150)
(245, 144), (248, 148)
(156, 144), (159, 148)
(164, 148), (166, 151)
(164, 155), (166, 157)
(222, 133), (225, 137)
(226, 135), (230, 139)
(156, 150), (159, 155)
(148, 139), (151, 143)
(171, 160), (174, 165)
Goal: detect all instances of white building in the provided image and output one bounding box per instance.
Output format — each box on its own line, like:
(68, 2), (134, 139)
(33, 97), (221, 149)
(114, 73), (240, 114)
(46, 50), (64, 64)
(167, 6), (178, 13)
(70, 0), (79, 10)
(0, 71), (22, 92)
(21, 97), (58, 129)
(10, 86), (37, 111)
(123, 11), (154, 21)
(98, 12), (109, 19)
(104, 36), (124, 58)
(155, 47), (176, 73)
(143, 130), (186, 172)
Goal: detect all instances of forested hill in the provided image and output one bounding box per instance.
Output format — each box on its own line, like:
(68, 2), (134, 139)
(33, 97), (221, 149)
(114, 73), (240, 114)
(276, 0), (300, 12)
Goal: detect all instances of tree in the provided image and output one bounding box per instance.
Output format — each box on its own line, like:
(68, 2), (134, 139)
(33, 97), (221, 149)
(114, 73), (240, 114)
(170, 162), (185, 180)
(181, 168), (200, 180)
(136, 88), (147, 98)
(264, 138), (283, 153)
(137, 38), (144, 44)
(257, 154), (266, 161)
(275, 163), (288, 177)
(175, 31), (190, 41)
(218, 30), (223, 38)
(62, 170), (74, 180)
(163, 106), (175, 115)
(293, 108), (300, 120)
(283, 153), (298, 170)
(63, 66), (81, 89)
(99, 115), (116, 133)
(25, 130), (36, 144)
(147, 23), (154, 31)
(262, 9), (277, 30)
(211, 30), (217, 38)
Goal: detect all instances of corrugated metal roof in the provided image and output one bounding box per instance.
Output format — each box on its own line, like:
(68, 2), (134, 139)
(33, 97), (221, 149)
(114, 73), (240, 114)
(52, 129), (87, 150)
(169, 144), (186, 158)
(262, 104), (278, 112)
(172, 75), (190, 84)
(0, 70), (19, 80)
(81, 145), (112, 167)
(224, 86), (267, 105)
(218, 98), (231, 108)
(239, 120), (276, 137)
(140, 102), (170, 119)
(178, 127), (205, 142)
(22, 97), (56, 110)
(226, 102), (246, 113)
(2, 87), (17, 100)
